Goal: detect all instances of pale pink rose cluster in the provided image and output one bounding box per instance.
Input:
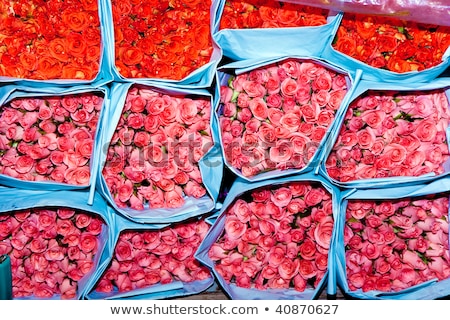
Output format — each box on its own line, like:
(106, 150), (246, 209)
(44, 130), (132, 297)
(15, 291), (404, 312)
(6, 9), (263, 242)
(94, 218), (211, 293)
(208, 182), (334, 292)
(102, 85), (213, 211)
(0, 93), (103, 185)
(326, 89), (450, 182)
(219, 58), (348, 177)
(0, 207), (105, 299)
(344, 195), (450, 292)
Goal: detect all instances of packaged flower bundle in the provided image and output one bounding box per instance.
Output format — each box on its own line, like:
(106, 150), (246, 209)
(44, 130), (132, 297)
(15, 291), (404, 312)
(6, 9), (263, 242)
(219, 0), (329, 29)
(107, 0), (220, 86)
(0, 188), (111, 300)
(195, 172), (340, 299)
(324, 12), (450, 82)
(218, 57), (356, 182)
(213, 0), (340, 60)
(0, 0), (109, 85)
(321, 78), (450, 188)
(86, 213), (213, 300)
(98, 82), (223, 224)
(336, 179), (450, 299)
(0, 85), (106, 195)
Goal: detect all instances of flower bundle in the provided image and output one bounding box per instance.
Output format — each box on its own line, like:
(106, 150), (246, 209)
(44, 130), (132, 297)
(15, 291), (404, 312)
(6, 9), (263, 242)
(208, 181), (335, 294)
(0, 206), (106, 299)
(332, 13), (450, 74)
(112, 0), (213, 80)
(0, 92), (103, 186)
(325, 88), (450, 183)
(93, 217), (211, 296)
(219, 58), (349, 180)
(0, 0), (102, 81)
(101, 85), (214, 212)
(219, 0), (329, 30)
(343, 194), (450, 293)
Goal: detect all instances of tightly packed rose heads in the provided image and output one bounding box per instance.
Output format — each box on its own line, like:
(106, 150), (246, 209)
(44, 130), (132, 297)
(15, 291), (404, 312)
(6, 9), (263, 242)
(333, 13), (450, 73)
(0, 207), (105, 299)
(219, 0), (329, 29)
(326, 89), (450, 182)
(209, 182), (334, 292)
(344, 194), (450, 292)
(94, 218), (211, 293)
(219, 58), (348, 178)
(113, 0), (213, 80)
(0, 0), (102, 80)
(0, 93), (103, 185)
(102, 85), (213, 211)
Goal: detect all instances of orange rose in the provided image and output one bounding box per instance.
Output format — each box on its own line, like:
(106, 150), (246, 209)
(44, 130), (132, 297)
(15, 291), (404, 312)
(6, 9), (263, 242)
(386, 55), (415, 72)
(66, 32), (88, 58)
(62, 10), (90, 32)
(354, 15), (377, 40)
(79, 0), (98, 11)
(19, 52), (37, 72)
(85, 45), (101, 63)
(35, 56), (62, 79)
(49, 38), (70, 62)
(61, 63), (97, 80)
(119, 46), (144, 66)
(334, 35), (357, 57)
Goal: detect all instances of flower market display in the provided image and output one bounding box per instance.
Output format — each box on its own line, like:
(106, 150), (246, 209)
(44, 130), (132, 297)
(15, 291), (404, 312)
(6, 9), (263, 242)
(101, 85), (213, 211)
(343, 193), (450, 293)
(325, 88), (450, 183)
(208, 181), (334, 293)
(112, 0), (213, 80)
(93, 217), (211, 296)
(0, 92), (104, 186)
(332, 13), (450, 73)
(0, 206), (107, 299)
(219, 0), (329, 29)
(0, 0), (102, 80)
(1, 0), (450, 302)
(218, 57), (349, 179)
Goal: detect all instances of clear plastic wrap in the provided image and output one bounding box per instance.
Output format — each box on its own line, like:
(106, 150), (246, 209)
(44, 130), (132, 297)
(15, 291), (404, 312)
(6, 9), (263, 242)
(281, 0), (450, 26)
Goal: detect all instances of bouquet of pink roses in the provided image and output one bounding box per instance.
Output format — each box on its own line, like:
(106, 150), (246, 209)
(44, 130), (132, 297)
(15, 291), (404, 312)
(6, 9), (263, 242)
(87, 213), (213, 300)
(322, 79), (450, 188)
(196, 173), (339, 299)
(336, 179), (450, 299)
(0, 189), (111, 299)
(218, 57), (354, 182)
(98, 82), (222, 224)
(0, 85), (106, 195)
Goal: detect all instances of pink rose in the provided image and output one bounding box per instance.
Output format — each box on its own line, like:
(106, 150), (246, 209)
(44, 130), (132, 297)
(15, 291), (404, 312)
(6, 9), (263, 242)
(249, 97), (268, 120)
(314, 216), (334, 249)
(224, 216), (247, 240)
(415, 119), (438, 142)
(360, 110), (385, 129)
(242, 80), (266, 98)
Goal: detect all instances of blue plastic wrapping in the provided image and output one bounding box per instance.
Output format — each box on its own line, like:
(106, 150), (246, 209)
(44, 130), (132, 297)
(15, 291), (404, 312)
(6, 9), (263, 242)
(321, 12), (450, 83)
(0, 84), (108, 202)
(195, 171), (342, 299)
(216, 55), (361, 182)
(319, 77), (450, 189)
(0, 0), (112, 87)
(100, 0), (222, 88)
(0, 188), (113, 300)
(335, 177), (450, 299)
(84, 210), (214, 300)
(96, 82), (223, 224)
(213, 0), (340, 61)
